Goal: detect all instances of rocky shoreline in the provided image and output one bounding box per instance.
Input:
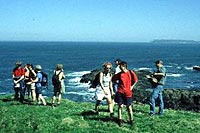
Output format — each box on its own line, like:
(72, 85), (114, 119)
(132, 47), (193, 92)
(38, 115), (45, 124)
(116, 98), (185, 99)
(80, 69), (200, 112)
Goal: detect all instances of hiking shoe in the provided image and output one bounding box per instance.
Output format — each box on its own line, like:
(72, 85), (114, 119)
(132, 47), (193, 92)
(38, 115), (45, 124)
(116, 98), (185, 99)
(118, 119), (122, 127)
(150, 113), (154, 117)
(130, 120), (133, 126)
(110, 113), (114, 118)
(95, 111), (99, 115)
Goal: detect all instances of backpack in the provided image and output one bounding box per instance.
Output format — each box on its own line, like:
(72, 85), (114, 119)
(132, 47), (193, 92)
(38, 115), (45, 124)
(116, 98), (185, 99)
(52, 71), (62, 88)
(89, 72), (100, 88)
(40, 72), (48, 87)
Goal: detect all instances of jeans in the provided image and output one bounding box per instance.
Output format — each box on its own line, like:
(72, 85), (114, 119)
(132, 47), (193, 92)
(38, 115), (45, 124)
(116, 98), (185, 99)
(150, 85), (164, 115)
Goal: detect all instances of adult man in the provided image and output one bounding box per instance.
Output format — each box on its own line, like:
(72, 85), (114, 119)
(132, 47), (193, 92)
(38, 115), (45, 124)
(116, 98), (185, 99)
(150, 60), (166, 116)
(111, 61), (138, 126)
(12, 61), (25, 103)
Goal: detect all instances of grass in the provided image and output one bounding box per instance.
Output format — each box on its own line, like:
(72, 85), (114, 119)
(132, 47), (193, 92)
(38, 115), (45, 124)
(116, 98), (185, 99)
(0, 95), (200, 133)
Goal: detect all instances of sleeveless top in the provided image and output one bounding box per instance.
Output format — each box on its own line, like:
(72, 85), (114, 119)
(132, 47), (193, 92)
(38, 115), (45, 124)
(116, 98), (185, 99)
(102, 73), (111, 87)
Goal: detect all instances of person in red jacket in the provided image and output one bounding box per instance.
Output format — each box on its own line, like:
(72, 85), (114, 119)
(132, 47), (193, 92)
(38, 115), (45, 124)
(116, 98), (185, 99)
(111, 61), (138, 127)
(12, 61), (25, 102)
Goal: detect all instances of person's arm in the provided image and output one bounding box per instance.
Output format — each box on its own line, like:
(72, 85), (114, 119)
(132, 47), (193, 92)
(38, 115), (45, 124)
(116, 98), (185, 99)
(130, 71), (138, 90)
(99, 72), (107, 95)
(154, 67), (166, 77)
(109, 74), (114, 95)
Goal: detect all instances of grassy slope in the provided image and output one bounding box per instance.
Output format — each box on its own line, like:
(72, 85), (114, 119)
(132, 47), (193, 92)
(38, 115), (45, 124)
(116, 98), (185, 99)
(0, 95), (199, 133)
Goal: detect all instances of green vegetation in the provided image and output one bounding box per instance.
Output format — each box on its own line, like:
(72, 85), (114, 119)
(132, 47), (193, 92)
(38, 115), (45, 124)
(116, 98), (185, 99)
(0, 95), (199, 133)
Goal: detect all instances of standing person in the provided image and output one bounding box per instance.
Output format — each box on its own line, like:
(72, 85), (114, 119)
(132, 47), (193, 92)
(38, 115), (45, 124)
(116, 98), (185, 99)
(95, 62), (114, 117)
(111, 61), (138, 126)
(32, 65), (46, 106)
(24, 64), (37, 101)
(149, 60), (166, 116)
(113, 59), (121, 93)
(12, 61), (25, 103)
(52, 64), (66, 107)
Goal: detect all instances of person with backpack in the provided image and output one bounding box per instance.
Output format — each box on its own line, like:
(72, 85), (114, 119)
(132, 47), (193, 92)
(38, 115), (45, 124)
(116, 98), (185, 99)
(52, 64), (65, 107)
(94, 62), (114, 117)
(31, 65), (46, 106)
(111, 61), (138, 127)
(12, 61), (25, 103)
(149, 60), (167, 117)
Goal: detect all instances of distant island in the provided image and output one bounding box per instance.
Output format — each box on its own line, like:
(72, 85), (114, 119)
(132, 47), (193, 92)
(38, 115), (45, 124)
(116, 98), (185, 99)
(151, 39), (200, 44)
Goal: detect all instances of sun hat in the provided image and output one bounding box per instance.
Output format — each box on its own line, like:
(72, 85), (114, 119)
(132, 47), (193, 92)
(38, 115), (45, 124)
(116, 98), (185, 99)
(36, 65), (42, 70)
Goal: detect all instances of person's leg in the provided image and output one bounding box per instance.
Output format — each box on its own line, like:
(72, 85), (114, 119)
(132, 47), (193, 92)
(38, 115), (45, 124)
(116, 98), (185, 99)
(150, 88), (159, 115)
(118, 104), (123, 126)
(107, 97), (114, 117)
(158, 86), (164, 115)
(19, 87), (25, 103)
(95, 100), (101, 114)
(39, 94), (46, 106)
(14, 87), (19, 100)
(31, 89), (36, 101)
(127, 105), (133, 125)
(57, 93), (62, 105)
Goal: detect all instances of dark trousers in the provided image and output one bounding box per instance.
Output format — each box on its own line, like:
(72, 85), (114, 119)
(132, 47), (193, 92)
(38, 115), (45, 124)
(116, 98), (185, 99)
(14, 87), (25, 102)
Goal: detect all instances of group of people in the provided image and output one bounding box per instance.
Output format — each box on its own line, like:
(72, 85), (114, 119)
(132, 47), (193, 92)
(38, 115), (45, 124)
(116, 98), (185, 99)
(12, 59), (166, 127)
(12, 61), (66, 107)
(94, 59), (166, 126)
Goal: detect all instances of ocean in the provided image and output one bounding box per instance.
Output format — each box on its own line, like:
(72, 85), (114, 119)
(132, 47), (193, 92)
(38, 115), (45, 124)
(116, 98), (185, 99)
(0, 41), (200, 102)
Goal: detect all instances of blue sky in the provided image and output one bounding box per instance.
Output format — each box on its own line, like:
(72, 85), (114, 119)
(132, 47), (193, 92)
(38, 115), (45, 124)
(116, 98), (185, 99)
(0, 0), (200, 42)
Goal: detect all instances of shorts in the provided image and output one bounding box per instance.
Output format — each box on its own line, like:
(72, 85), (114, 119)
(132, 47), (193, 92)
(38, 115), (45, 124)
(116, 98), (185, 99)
(114, 93), (133, 107)
(30, 83), (36, 90)
(36, 87), (42, 94)
(95, 86), (111, 101)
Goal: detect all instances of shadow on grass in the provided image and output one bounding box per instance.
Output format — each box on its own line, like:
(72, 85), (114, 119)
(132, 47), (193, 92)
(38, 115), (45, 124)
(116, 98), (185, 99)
(0, 97), (53, 107)
(80, 110), (120, 124)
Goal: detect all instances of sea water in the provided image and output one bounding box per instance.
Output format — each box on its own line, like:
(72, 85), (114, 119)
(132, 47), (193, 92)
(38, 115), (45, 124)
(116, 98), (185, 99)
(0, 41), (199, 102)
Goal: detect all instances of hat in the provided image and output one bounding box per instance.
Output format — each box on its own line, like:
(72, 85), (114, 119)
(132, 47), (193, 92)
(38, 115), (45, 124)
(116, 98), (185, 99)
(115, 59), (121, 62)
(36, 65), (42, 70)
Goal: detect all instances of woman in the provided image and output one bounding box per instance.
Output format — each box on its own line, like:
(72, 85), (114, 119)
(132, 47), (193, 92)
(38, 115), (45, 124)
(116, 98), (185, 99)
(32, 65), (46, 106)
(52, 64), (66, 107)
(95, 62), (114, 117)
(24, 64), (37, 101)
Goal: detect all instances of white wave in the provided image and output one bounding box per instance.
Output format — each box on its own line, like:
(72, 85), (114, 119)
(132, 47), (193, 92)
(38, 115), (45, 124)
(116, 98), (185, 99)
(66, 91), (94, 96)
(0, 92), (6, 95)
(184, 66), (193, 70)
(167, 73), (185, 77)
(165, 65), (173, 68)
(68, 77), (82, 83)
(176, 66), (182, 69)
(138, 67), (151, 71)
(66, 71), (91, 89)
(67, 71), (90, 77)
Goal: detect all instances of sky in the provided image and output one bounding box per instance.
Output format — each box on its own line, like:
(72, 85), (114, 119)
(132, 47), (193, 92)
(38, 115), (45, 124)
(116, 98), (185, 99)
(0, 0), (200, 42)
